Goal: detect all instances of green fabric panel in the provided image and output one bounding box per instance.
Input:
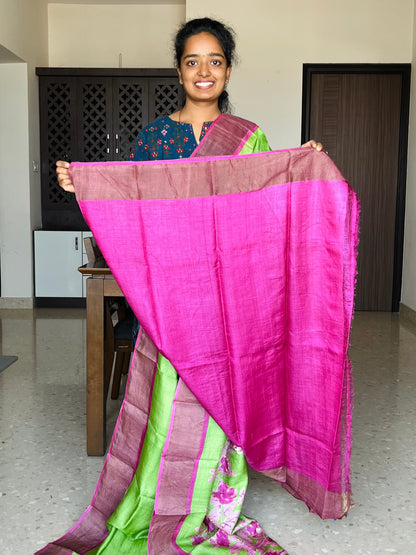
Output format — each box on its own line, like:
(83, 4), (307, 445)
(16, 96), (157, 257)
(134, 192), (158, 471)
(81, 354), (179, 555)
(238, 127), (271, 155)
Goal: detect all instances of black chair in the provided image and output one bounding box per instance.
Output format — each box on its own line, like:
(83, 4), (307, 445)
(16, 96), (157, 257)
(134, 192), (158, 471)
(104, 301), (135, 400)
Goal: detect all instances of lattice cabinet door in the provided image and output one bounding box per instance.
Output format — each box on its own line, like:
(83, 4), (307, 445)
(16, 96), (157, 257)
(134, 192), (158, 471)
(39, 76), (83, 229)
(148, 78), (184, 122)
(112, 78), (149, 161)
(77, 77), (113, 162)
(38, 70), (182, 229)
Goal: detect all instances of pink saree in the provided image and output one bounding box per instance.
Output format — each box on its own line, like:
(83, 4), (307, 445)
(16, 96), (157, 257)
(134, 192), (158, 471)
(36, 115), (358, 554)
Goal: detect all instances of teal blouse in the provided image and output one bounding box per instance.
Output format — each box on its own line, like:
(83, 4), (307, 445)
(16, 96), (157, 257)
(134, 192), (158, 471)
(129, 116), (212, 161)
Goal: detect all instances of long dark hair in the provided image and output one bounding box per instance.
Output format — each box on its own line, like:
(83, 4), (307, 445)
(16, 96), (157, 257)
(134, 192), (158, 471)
(174, 17), (236, 113)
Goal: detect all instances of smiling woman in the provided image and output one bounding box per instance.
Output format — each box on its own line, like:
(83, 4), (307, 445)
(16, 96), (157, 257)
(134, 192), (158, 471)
(44, 16), (336, 555)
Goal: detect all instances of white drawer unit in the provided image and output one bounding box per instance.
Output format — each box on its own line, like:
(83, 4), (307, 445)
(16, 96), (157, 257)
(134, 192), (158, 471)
(34, 230), (93, 299)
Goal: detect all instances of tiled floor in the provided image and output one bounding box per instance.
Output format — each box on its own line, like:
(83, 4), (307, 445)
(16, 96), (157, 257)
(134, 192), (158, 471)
(0, 308), (415, 554)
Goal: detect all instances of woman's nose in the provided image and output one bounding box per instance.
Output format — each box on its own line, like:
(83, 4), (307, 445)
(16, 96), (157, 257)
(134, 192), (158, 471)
(198, 61), (210, 76)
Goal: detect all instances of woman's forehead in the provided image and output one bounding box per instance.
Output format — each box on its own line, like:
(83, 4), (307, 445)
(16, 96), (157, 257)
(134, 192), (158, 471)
(182, 32), (225, 58)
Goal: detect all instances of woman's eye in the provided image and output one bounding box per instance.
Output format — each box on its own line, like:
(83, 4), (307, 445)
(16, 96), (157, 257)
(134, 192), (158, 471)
(211, 60), (221, 66)
(187, 60), (197, 66)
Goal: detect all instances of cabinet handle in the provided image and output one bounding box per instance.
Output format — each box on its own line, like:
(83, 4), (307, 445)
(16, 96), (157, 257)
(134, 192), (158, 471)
(106, 133), (110, 154)
(75, 237), (79, 250)
(115, 133), (119, 155)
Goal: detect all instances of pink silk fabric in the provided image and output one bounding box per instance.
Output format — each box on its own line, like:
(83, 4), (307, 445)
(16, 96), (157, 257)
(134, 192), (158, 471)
(70, 147), (358, 520)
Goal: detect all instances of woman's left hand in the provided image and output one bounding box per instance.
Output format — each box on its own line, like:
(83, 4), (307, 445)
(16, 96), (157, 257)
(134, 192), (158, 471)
(301, 139), (325, 152)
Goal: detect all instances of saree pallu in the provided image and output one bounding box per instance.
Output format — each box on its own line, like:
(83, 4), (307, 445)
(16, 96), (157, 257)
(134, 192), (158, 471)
(36, 124), (358, 554)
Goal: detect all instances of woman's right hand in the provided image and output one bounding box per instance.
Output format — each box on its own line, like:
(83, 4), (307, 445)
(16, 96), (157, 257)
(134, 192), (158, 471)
(56, 160), (75, 193)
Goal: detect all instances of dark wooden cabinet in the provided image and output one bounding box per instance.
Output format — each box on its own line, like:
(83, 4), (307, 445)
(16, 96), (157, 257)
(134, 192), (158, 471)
(37, 68), (183, 230)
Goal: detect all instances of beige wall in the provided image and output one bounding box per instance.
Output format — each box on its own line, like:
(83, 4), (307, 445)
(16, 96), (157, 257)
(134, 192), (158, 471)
(402, 3), (416, 311)
(0, 0), (48, 63)
(48, 3), (185, 67)
(0, 0), (48, 304)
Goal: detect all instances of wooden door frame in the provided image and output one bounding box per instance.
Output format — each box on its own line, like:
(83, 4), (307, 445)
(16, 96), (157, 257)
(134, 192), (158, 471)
(301, 63), (411, 312)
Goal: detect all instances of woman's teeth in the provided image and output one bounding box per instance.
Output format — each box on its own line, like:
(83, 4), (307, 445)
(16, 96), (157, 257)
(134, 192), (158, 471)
(196, 81), (214, 88)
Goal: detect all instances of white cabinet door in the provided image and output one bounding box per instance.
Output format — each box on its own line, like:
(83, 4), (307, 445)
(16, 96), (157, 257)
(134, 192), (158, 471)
(34, 231), (83, 297)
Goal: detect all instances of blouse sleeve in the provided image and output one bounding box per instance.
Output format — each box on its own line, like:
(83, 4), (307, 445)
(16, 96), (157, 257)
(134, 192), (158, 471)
(238, 126), (272, 155)
(250, 127), (272, 153)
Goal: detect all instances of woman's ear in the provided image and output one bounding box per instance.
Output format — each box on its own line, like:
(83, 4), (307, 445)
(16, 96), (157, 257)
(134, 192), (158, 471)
(176, 66), (183, 85)
(225, 65), (232, 84)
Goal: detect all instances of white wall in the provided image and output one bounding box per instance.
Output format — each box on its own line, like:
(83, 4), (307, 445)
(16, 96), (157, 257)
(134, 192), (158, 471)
(0, 0), (49, 305)
(48, 3), (185, 67)
(402, 3), (416, 312)
(0, 64), (32, 299)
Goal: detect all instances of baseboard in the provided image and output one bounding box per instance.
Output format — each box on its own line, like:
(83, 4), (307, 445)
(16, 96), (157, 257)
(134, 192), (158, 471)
(34, 297), (86, 308)
(0, 297), (34, 309)
(400, 303), (416, 326)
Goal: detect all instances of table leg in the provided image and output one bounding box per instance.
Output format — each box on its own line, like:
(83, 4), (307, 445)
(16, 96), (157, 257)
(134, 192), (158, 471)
(86, 277), (106, 455)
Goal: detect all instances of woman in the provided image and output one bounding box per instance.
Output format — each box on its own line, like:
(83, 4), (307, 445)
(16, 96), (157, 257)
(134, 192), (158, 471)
(49, 17), (331, 555)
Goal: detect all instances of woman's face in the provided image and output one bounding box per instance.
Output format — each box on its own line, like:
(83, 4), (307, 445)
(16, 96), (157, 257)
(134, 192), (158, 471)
(177, 32), (232, 107)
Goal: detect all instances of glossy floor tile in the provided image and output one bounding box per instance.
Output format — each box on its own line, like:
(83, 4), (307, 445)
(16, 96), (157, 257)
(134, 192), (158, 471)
(0, 309), (415, 554)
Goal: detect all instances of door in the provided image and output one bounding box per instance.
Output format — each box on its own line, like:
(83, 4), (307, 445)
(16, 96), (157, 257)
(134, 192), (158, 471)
(302, 65), (410, 311)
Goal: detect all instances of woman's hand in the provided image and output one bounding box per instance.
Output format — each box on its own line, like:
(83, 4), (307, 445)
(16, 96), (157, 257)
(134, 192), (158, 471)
(56, 160), (75, 193)
(301, 139), (325, 152)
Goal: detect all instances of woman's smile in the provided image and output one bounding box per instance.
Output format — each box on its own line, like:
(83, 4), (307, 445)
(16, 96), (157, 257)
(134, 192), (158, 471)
(194, 80), (215, 89)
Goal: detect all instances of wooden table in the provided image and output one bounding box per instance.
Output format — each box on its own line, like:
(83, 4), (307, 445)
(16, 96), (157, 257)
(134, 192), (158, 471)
(79, 260), (123, 455)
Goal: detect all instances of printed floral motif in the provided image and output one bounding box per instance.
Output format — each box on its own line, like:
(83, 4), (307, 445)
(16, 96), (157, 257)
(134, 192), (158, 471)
(209, 487), (245, 533)
(232, 444), (244, 455)
(246, 520), (262, 538)
(212, 481), (237, 504)
(211, 529), (229, 547)
(192, 518), (285, 553)
(210, 439), (238, 483)
(190, 438), (286, 553)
